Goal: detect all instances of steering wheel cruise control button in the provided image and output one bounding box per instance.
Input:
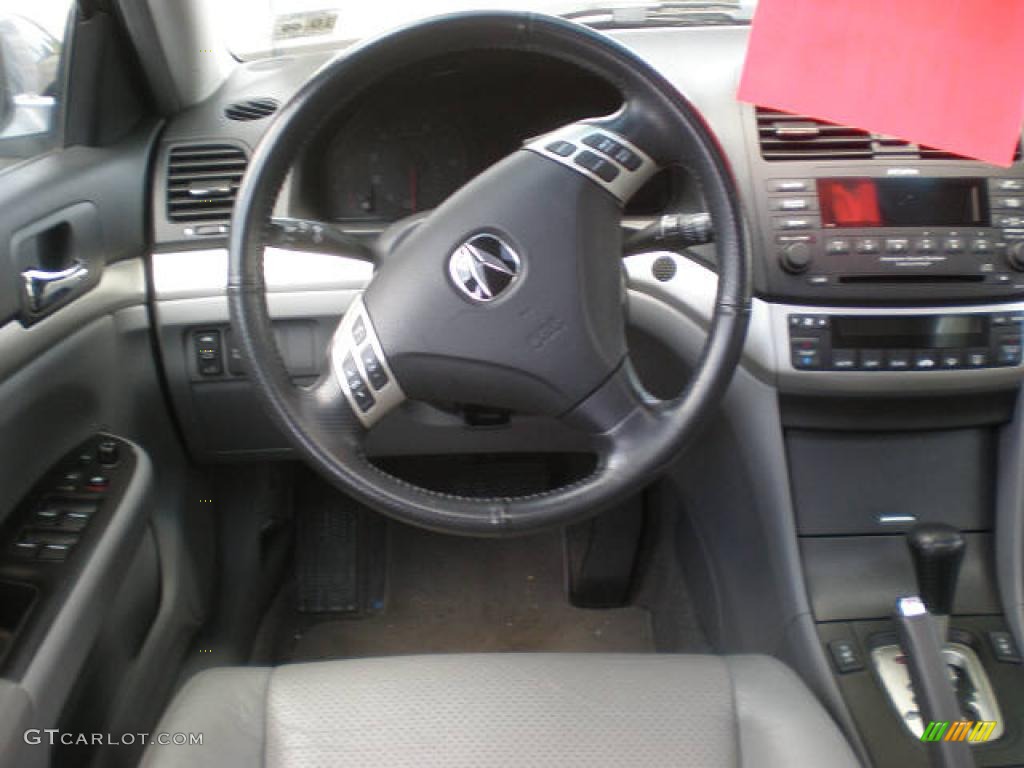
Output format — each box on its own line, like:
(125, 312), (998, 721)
(352, 317), (367, 345)
(526, 123), (657, 202)
(581, 132), (643, 170)
(330, 297), (406, 427)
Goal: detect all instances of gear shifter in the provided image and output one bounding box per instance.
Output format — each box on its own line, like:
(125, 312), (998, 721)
(872, 522), (1004, 755)
(907, 523), (966, 637)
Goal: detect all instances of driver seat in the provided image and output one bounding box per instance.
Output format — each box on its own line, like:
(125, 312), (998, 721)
(142, 653), (860, 767)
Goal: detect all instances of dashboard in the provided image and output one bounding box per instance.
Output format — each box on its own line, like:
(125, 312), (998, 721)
(149, 24), (1024, 461)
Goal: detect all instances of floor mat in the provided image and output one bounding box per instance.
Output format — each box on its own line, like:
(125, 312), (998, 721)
(284, 522), (655, 661)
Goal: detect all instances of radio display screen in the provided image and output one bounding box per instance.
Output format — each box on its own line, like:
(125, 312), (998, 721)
(832, 315), (988, 350)
(817, 178), (989, 228)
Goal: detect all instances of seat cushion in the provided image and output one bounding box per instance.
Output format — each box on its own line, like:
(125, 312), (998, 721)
(142, 654), (860, 768)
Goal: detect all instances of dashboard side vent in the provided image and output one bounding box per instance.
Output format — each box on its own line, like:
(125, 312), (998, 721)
(166, 144), (248, 222)
(757, 107), (1022, 163)
(224, 97), (280, 121)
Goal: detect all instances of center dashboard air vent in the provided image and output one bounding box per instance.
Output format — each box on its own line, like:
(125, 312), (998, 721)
(165, 144), (248, 223)
(756, 107), (1022, 163)
(224, 97), (280, 121)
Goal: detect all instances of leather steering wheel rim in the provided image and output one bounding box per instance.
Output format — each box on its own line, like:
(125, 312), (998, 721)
(229, 11), (751, 536)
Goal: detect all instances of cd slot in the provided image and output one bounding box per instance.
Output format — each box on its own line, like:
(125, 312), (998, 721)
(837, 274), (986, 285)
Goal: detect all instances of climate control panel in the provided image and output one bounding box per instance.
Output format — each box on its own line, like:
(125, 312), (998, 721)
(788, 312), (1023, 372)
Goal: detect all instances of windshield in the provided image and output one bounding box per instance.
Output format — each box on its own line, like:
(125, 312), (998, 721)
(219, 0), (755, 59)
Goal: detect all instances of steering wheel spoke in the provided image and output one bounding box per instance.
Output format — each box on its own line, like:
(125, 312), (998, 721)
(563, 362), (656, 438)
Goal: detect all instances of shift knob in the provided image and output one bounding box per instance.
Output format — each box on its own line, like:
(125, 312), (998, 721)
(907, 523), (966, 616)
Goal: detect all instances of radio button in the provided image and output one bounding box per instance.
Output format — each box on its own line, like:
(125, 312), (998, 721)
(939, 350), (963, 369)
(826, 239), (850, 254)
(775, 217), (817, 230)
(856, 238), (880, 254)
(859, 349), (884, 370)
(994, 179), (1024, 192)
(831, 350), (857, 370)
(771, 198), (817, 212)
(967, 350), (990, 367)
(885, 238), (910, 254)
(791, 338), (822, 370)
(768, 179), (812, 193)
(971, 238), (992, 254)
(944, 238), (965, 254)
(998, 342), (1023, 365)
(886, 350), (911, 370)
(993, 197), (1023, 210)
(995, 215), (1024, 228)
(914, 350), (939, 370)
(915, 238), (938, 254)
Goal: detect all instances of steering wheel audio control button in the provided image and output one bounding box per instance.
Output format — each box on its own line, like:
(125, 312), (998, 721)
(582, 132), (642, 171)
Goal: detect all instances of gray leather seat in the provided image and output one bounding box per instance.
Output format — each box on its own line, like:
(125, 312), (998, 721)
(142, 654), (860, 767)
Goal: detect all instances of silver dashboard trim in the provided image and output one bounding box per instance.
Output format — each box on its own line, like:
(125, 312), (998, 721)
(151, 247), (373, 301)
(159, 248), (1024, 395)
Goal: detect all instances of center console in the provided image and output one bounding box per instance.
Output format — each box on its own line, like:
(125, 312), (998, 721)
(736, 109), (1024, 767)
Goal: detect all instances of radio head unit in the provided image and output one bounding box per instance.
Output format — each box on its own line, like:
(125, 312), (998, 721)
(756, 166), (1024, 303)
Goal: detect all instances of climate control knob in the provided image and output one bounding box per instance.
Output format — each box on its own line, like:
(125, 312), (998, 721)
(779, 242), (813, 274)
(1008, 241), (1024, 271)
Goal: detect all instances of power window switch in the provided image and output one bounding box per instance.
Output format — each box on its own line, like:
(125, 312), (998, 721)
(9, 541), (40, 560)
(32, 508), (62, 527)
(989, 631), (1021, 663)
(97, 440), (120, 466)
(828, 639), (864, 673)
(38, 544), (72, 562)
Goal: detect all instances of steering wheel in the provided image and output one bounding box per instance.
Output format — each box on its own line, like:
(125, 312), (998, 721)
(229, 11), (750, 536)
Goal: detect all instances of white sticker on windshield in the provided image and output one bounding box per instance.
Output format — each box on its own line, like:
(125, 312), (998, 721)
(273, 11), (339, 41)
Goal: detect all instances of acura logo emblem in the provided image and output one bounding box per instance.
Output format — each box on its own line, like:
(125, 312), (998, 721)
(448, 234), (521, 302)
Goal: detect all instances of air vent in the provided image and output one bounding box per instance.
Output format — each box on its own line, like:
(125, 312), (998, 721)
(757, 108), (872, 161)
(756, 107), (1022, 163)
(166, 144), (247, 223)
(224, 97), (279, 121)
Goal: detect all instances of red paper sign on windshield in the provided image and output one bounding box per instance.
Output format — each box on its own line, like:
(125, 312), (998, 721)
(737, 0), (1024, 167)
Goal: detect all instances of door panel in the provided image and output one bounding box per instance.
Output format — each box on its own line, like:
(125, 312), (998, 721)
(0, 66), (208, 768)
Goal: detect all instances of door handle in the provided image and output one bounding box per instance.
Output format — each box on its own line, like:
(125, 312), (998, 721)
(22, 262), (90, 313)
